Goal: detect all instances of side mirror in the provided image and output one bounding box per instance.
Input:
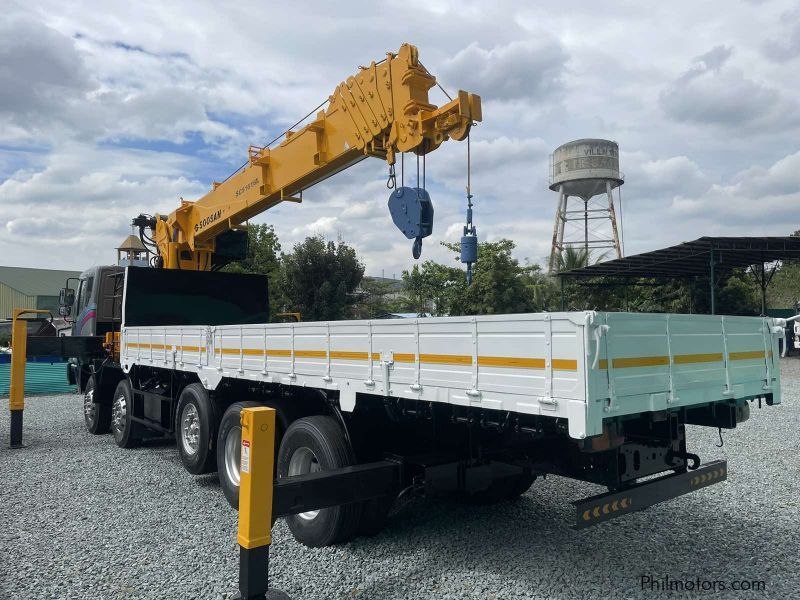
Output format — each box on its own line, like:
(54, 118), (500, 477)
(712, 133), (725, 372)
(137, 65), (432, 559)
(59, 287), (75, 307)
(59, 305), (72, 317)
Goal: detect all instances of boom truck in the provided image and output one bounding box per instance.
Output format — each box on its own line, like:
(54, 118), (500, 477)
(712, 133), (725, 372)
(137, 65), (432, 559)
(54, 44), (782, 547)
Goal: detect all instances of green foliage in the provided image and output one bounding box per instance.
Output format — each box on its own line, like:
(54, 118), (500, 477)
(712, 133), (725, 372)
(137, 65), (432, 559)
(396, 239), (559, 316)
(352, 277), (402, 319)
(768, 260), (800, 309)
(555, 245), (590, 272)
(222, 224), (284, 316)
(279, 236), (365, 321)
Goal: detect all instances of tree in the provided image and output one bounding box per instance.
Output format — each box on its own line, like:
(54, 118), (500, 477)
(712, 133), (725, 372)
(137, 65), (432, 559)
(395, 239), (559, 317)
(222, 223), (284, 317)
(397, 261), (463, 316)
(555, 246), (590, 272)
(279, 236), (365, 321)
(352, 277), (402, 319)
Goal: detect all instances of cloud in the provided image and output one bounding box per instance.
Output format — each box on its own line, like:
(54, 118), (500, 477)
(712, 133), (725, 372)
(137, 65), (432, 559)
(0, 14), (94, 141)
(762, 9), (800, 62)
(1, 0), (800, 278)
(439, 38), (568, 102)
(659, 45), (799, 132)
(0, 144), (208, 268)
(669, 150), (800, 226)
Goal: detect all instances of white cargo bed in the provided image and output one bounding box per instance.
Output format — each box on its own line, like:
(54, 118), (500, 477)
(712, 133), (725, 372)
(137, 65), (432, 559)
(120, 312), (781, 440)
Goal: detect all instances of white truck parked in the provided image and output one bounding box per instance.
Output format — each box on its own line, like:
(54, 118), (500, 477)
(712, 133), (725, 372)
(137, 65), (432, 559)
(61, 266), (782, 547)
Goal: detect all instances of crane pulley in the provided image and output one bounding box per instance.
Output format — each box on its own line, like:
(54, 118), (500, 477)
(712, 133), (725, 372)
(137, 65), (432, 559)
(134, 43), (481, 271)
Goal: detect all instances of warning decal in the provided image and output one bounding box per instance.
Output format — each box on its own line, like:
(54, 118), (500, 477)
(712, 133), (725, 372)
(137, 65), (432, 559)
(241, 439), (251, 474)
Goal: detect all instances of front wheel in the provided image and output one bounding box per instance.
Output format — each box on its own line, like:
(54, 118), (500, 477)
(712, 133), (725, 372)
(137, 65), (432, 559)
(83, 374), (111, 435)
(277, 416), (362, 547)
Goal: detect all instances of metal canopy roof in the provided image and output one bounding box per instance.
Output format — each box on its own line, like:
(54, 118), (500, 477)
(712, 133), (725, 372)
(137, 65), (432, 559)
(559, 236), (800, 278)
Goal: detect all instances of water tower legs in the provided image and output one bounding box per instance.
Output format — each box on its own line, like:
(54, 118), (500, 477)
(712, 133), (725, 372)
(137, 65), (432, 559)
(607, 180), (622, 260)
(549, 186), (567, 273)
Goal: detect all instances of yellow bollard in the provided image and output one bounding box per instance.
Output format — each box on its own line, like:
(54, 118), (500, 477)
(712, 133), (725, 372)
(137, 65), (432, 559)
(8, 308), (50, 448)
(235, 406), (289, 600)
(237, 406), (276, 550)
(8, 308), (29, 448)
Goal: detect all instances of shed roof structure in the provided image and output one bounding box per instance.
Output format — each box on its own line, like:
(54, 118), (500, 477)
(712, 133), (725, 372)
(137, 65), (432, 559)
(558, 236), (800, 314)
(0, 265), (81, 297)
(559, 237), (800, 278)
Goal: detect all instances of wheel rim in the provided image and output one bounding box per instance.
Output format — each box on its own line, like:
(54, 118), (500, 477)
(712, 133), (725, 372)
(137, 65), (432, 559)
(180, 403), (201, 456)
(111, 392), (126, 435)
(287, 446), (322, 520)
(224, 425), (242, 488)
(83, 387), (96, 425)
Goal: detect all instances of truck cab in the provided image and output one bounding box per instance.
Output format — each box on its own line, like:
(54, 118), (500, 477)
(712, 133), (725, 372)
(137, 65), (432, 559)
(60, 265), (123, 391)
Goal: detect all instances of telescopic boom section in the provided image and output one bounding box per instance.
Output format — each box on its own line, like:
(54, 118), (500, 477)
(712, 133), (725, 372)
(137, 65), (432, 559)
(147, 43), (481, 270)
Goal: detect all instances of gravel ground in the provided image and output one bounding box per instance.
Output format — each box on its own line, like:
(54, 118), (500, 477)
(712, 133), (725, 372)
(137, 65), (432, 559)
(2, 361), (799, 600)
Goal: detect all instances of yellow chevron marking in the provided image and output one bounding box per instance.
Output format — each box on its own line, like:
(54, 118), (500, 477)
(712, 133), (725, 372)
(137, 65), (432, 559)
(392, 353), (416, 363)
(419, 353), (472, 365)
(552, 358), (578, 371)
(329, 351), (370, 360)
(294, 350), (327, 359)
(729, 350), (766, 361)
(612, 356), (670, 368)
(611, 500), (619, 511)
(583, 510), (591, 521)
(673, 352), (723, 364)
(478, 356), (545, 369)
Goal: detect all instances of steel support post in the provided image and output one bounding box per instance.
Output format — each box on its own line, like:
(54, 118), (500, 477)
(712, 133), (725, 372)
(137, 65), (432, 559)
(709, 246), (716, 315)
(233, 406), (290, 600)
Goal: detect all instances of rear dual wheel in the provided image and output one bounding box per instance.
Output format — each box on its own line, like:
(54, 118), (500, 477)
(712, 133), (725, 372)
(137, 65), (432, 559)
(277, 416), (363, 547)
(217, 409), (391, 547)
(176, 383), (218, 475)
(111, 379), (142, 448)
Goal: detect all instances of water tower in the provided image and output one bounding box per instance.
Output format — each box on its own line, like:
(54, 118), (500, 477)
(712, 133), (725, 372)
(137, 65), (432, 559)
(548, 138), (624, 273)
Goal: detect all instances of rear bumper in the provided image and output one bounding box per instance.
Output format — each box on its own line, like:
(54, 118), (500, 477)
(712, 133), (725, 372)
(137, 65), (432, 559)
(574, 459), (727, 529)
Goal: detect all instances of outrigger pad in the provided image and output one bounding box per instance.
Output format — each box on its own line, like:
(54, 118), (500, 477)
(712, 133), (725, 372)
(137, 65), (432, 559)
(388, 186), (434, 258)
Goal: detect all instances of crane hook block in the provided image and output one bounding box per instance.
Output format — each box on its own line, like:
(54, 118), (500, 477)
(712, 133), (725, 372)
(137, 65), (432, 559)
(388, 186), (434, 259)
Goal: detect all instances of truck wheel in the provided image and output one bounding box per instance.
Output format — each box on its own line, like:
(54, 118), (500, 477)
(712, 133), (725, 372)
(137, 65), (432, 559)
(217, 401), (265, 509)
(111, 379), (142, 448)
(462, 472), (537, 505)
(83, 374), (111, 435)
(277, 416), (362, 547)
(175, 383), (218, 475)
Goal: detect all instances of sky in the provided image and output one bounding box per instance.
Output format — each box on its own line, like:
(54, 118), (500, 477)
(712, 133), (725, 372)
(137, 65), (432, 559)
(1, 0), (799, 278)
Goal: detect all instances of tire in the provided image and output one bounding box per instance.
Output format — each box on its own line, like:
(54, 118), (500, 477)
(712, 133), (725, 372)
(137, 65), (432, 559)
(217, 401), (264, 509)
(277, 416), (362, 547)
(83, 374), (111, 435)
(111, 379), (142, 448)
(175, 383), (218, 475)
(461, 472), (537, 505)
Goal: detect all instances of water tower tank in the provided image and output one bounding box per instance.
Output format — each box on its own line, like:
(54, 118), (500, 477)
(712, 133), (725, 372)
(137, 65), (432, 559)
(549, 138), (623, 200)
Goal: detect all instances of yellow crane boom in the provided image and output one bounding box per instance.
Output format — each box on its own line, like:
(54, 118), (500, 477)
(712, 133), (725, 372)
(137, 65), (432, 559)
(139, 43), (481, 270)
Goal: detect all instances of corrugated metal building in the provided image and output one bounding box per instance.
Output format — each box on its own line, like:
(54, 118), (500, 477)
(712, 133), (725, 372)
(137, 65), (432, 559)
(0, 265), (82, 320)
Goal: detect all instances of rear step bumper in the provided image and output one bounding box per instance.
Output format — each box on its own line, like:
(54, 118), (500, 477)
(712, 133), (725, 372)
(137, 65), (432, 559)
(574, 459), (727, 529)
